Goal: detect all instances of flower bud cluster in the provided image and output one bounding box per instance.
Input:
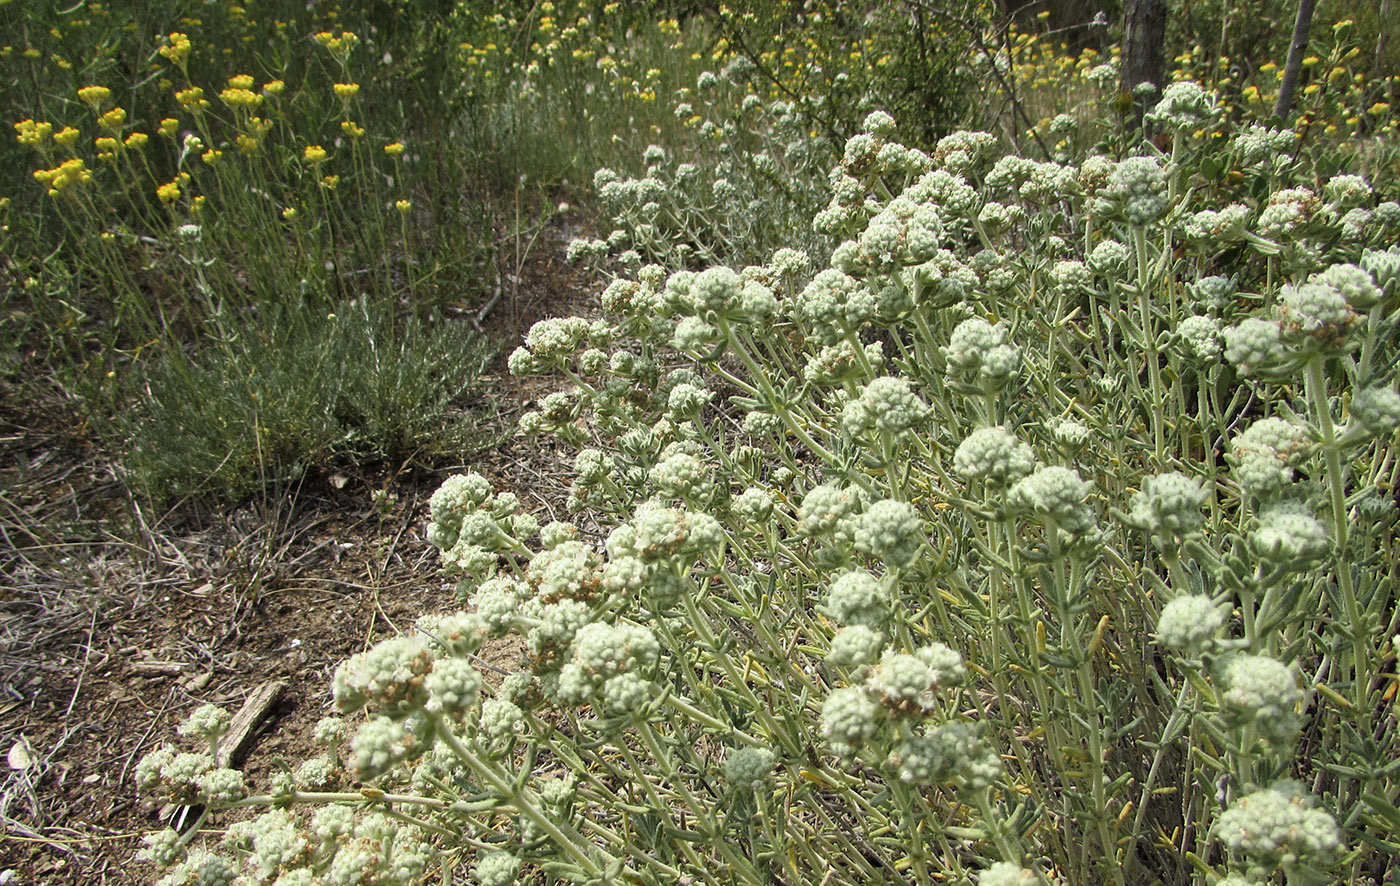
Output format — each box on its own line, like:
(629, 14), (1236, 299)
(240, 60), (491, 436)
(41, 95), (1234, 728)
(1147, 80), (1222, 134)
(841, 376), (930, 438)
(1008, 466), (1097, 542)
(954, 426), (1036, 488)
(427, 472), (538, 577)
(943, 318), (1021, 390)
(1128, 471), (1208, 546)
(1089, 156), (1168, 226)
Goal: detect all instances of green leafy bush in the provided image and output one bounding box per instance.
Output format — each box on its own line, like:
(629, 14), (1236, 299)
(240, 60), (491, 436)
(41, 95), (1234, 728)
(136, 81), (1399, 884)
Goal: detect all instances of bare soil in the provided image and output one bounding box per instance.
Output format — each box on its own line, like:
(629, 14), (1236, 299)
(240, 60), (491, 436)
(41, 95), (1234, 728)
(0, 240), (592, 883)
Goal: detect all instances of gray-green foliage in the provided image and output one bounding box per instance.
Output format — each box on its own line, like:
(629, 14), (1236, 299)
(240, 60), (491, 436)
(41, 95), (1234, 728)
(137, 84), (1399, 886)
(122, 297), (497, 504)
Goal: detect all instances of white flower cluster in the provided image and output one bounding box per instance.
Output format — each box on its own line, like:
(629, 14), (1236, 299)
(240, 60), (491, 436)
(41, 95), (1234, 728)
(1216, 782), (1342, 877)
(943, 318), (1021, 390)
(953, 426), (1036, 489)
(1089, 156), (1168, 226)
(841, 376), (930, 438)
(427, 472), (539, 577)
(1155, 595), (1225, 654)
(1008, 466), (1097, 542)
(1222, 654), (1303, 744)
(1147, 80), (1222, 134)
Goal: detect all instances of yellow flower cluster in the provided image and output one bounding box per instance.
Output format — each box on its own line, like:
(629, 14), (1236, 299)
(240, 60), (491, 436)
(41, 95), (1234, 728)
(14, 119), (54, 146)
(159, 31), (191, 67)
(175, 86), (210, 112)
(97, 107), (126, 131)
(33, 158), (91, 196)
(220, 87), (263, 109)
(77, 85), (111, 108)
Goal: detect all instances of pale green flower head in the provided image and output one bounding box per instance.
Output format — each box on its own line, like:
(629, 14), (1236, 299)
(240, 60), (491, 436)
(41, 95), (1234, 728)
(1008, 465), (1096, 538)
(1147, 80), (1221, 133)
(1091, 155), (1168, 225)
(821, 685), (882, 755)
(1223, 317), (1287, 376)
(977, 861), (1038, 886)
(953, 426), (1035, 488)
(1250, 502), (1330, 568)
(1155, 595), (1225, 654)
(1276, 281), (1361, 353)
(944, 318), (1020, 389)
(853, 498), (924, 567)
(824, 568), (888, 628)
(827, 624), (885, 669)
(1222, 654), (1303, 744)
(474, 851), (522, 886)
(424, 657), (482, 718)
(723, 746), (777, 790)
(332, 635), (433, 717)
(842, 376), (930, 438)
(1313, 263), (1383, 310)
(1349, 386), (1400, 437)
(137, 828), (186, 869)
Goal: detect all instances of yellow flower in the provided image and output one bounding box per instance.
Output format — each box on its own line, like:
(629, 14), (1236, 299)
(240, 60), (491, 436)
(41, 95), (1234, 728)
(200, 148), (222, 164)
(53, 126), (80, 148)
(227, 73), (254, 89)
(174, 86), (209, 111)
(34, 158), (90, 195)
(340, 120), (365, 138)
(219, 87), (262, 108)
(98, 107), (126, 131)
(320, 174), (339, 189)
(1302, 55), (1320, 67)
(394, 199), (411, 213)
(156, 180), (181, 203)
(282, 206), (298, 220)
(157, 117), (179, 138)
(159, 32), (191, 66)
(1303, 83), (1320, 95)
(384, 141), (406, 158)
(93, 136), (119, 151)
(125, 132), (148, 149)
(263, 79), (285, 97)
(235, 133), (260, 154)
(303, 144), (328, 163)
(1368, 101), (1391, 115)
(22, 48), (41, 60)
(332, 82), (360, 101)
(77, 84), (111, 108)
(14, 119), (54, 146)
(192, 195), (205, 212)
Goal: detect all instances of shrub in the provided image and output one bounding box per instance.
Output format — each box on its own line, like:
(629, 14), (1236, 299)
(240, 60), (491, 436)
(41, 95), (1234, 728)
(137, 83), (1399, 884)
(121, 297), (497, 505)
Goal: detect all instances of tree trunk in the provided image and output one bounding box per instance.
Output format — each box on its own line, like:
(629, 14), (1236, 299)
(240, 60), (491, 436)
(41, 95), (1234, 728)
(1119, 0), (1167, 130)
(1273, 0), (1318, 120)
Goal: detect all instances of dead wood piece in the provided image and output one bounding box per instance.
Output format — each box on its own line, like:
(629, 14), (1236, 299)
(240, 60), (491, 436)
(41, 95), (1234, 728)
(218, 679), (284, 768)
